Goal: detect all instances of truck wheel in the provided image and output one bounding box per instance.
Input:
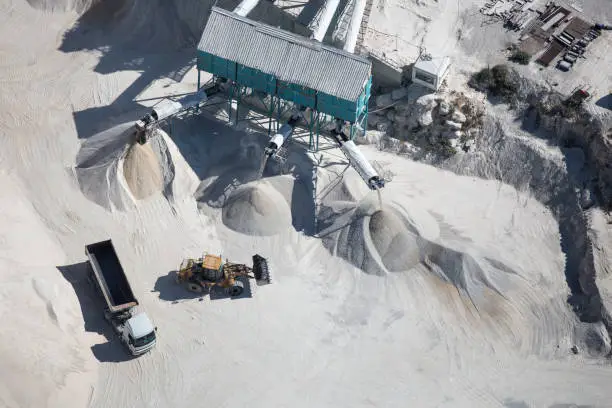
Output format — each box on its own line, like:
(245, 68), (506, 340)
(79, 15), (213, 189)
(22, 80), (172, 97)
(229, 281), (244, 297)
(186, 282), (203, 293)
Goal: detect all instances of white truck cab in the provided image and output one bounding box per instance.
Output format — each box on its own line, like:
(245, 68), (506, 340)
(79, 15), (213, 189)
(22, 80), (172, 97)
(124, 313), (157, 355)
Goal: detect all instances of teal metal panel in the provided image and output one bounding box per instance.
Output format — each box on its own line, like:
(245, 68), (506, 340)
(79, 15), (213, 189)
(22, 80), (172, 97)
(197, 51), (372, 123)
(237, 65), (258, 90)
(276, 81), (316, 108)
(316, 92), (357, 122)
(197, 52), (236, 80)
(197, 51), (214, 73)
(236, 66), (276, 94)
(293, 84), (316, 108)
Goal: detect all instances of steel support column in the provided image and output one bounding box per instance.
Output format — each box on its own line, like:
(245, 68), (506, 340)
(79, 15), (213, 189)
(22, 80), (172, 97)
(227, 81), (234, 124)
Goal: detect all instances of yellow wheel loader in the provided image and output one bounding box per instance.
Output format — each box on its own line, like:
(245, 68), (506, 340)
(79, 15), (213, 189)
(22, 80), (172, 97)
(176, 253), (270, 296)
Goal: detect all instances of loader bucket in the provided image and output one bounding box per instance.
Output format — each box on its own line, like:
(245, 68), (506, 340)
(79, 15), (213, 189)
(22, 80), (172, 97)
(252, 254), (271, 284)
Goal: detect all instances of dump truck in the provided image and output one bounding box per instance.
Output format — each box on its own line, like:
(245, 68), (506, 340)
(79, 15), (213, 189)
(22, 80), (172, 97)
(176, 253), (271, 296)
(85, 239), (156, 356)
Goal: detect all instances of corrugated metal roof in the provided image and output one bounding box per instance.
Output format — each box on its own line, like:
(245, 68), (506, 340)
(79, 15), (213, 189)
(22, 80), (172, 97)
(197, 7), (372, 102)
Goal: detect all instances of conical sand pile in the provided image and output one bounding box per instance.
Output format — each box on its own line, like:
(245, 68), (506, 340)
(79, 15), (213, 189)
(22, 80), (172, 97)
(123, 142), (163, 200)
(222, 181), (291, 236)
(368, 209), (421, 272)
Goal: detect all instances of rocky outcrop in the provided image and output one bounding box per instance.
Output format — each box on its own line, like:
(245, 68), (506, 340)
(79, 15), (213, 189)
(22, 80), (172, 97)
(367, 87), (485, 157)
(469, 65), (612, 211)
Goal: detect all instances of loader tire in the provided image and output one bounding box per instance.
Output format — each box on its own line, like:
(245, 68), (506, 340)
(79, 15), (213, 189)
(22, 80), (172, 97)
(186, 282), (203, 293)
(229, 281), (244, 297)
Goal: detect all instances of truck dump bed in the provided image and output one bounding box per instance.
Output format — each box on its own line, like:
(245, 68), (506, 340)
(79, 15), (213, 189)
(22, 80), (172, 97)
(86, 239), (138, 313)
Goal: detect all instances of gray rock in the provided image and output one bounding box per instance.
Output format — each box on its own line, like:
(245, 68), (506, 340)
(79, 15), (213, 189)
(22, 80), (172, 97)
(376, 120), (393, 133)
(438, 100), (451, 116)
(393, 100), (412, 113)
(445, 120), (462, 130)
(367, 113), (381, 127)
(416, 94), (437, 109)
(391, 87), (408, 101)
(355, 130), (384, 145)
(376, 93), (393, 108)
(394, 114), (409, 126)
(451, 110), (467, 123)
(386, 110), (396, 122)
(580, 189), (594, 209)
(418, 111), (433, 127)
(463, 138), (475, 151)
(441, 130), (461, 139)
(400, 141), (418, 154)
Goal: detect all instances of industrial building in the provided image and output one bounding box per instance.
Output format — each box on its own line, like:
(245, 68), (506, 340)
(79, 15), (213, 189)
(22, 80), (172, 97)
(196, 7), (373, 151)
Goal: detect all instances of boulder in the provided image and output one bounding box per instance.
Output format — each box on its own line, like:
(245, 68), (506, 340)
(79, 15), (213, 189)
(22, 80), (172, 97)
(400, 141), (418, 154)
(391, 87), (408, 101)
(381, 136), (401, 150)
(367, 113), (381, 128)
(393, 100), (412, 113)
(376, 93), (393, 108)
(580, 188), (594, 209)
(416, 94), (438, 109)
(394, 114), (409, 126)
(418, 111), (433, 127)
(386, 110), (396, 122)
(445, 120), (462, 130)
(376, 119), (393, 133)
(441, 130), (461, 139)
(451, 110), (467, 123)
(438, 100), (451, 116)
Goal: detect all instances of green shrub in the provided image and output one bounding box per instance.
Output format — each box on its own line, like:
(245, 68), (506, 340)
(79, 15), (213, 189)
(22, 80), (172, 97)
(469, 65), (519, 101)
(509, 50), (531, 65)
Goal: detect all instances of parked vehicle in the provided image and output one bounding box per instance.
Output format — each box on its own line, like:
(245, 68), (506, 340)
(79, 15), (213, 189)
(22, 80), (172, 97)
(563, 54), (577, 63)
(557, 60), (572, 71)
(86, 239), (157, 356)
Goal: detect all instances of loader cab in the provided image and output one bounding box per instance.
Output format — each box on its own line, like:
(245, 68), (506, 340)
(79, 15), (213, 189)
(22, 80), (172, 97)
(125, 313), (156, 355)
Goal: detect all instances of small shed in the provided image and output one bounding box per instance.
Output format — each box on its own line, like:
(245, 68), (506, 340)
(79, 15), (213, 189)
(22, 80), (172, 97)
(411, 56), (451, 91)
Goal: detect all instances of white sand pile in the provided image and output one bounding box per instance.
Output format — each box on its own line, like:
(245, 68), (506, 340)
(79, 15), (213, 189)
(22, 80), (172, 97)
(74, 123), (134, 211)
(222, 180), (292, 236)
(368, 208), (421, 271)
(123, 142), (163, 200)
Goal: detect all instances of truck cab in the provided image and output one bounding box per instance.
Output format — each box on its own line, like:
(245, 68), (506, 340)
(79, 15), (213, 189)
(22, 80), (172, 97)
(123, 313), (157, 355)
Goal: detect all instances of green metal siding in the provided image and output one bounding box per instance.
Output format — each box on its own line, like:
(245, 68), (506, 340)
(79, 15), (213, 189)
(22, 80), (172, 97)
(277, 81), (316, 109)
(197, 51), (371, 123)
(237, 65), (276, 94)
(317, 93), (357, 122)
(198, 51), (236, 80)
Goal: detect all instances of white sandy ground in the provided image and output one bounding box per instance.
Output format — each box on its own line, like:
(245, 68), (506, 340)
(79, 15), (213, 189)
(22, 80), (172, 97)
(1, 1), (612, 408)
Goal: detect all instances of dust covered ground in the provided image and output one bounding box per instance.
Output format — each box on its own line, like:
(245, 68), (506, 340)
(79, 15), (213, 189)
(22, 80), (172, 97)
(1, 1), (612, 408)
